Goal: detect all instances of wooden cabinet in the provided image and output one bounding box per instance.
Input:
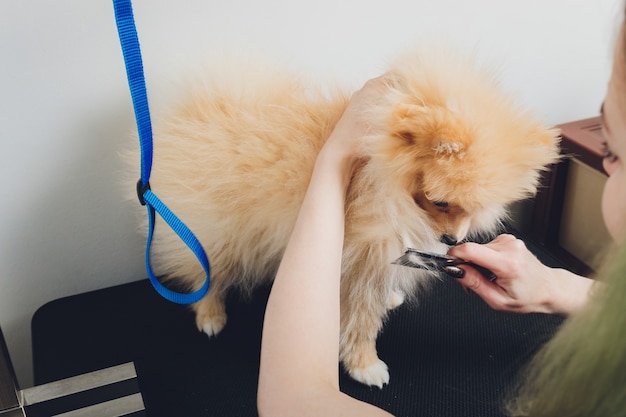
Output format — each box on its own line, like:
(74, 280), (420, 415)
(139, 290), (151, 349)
(526, 117), (612, 275)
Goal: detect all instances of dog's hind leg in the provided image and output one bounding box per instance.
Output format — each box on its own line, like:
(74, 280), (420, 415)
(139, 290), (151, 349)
(193, 284), (229, 337)
(192, 257), (260, 337)
(192, 263), (233, 337)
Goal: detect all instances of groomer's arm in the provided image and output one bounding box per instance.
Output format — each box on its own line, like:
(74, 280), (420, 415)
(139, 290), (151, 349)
(257, 78), (393, 417)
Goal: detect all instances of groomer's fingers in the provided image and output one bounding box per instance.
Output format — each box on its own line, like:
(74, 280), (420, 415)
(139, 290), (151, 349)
(455, 266), (518, 312)
(447, 234), (525, 278)
(447, 241), (504, 275)
(457, 265), (534, 313)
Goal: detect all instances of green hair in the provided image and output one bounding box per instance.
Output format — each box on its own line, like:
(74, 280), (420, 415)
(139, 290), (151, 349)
(506, 243), (626, 416)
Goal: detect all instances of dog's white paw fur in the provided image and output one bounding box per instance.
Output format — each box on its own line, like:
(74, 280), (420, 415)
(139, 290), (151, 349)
(199, 315), (227, 337)
(387, 290), (405, 310)
(348, 359), (390, 388)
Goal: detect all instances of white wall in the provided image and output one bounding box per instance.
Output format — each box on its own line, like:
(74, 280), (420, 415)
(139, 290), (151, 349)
(0, 0), (620, 388)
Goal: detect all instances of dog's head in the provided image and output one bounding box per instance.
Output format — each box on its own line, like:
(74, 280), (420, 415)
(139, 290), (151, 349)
(360, 48), (560, 245)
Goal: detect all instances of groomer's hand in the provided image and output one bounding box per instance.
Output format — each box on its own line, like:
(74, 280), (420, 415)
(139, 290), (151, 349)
(321, 76), (389, 166)
(446, 234), (594, 316)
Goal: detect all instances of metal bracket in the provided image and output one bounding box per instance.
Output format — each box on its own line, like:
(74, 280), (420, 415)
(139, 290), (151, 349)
(0, 328), (145, 417)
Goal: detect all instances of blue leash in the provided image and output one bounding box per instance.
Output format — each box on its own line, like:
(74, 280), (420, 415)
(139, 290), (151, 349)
(112, 0), (211, 304)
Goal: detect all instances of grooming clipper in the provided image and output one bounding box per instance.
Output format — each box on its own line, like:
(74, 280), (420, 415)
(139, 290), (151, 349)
(392, 248), (497, 281)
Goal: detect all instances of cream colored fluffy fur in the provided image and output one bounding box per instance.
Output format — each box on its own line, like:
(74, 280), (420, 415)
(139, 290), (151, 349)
(133, 47), (560, 388)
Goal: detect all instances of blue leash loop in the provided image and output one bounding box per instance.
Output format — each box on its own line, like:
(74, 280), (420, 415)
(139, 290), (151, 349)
(112, 0), (211, 304)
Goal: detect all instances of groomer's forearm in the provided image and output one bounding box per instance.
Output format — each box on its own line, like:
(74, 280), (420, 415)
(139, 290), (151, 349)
(259, 146), (353, 395)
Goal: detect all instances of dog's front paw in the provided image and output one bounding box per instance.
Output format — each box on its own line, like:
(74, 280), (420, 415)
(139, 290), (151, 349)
(387, 290), (405, 310)
(348, 359), (390, 388)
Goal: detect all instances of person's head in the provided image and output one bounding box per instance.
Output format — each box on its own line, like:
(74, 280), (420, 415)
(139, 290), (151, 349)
(507, 7), (626, 417)
(601, 16), (626, 243)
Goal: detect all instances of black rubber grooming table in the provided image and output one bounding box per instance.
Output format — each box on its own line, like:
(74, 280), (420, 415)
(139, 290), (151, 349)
(32, 234), (565, 417)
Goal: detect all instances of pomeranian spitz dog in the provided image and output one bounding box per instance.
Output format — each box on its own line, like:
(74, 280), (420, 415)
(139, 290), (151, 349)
(133, 47), (560, 388)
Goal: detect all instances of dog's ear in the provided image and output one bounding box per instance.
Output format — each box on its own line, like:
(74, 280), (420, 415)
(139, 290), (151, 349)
(520, 126), (562, 168)
(391, 102), (429, 144)
(391, 102), (469, 160)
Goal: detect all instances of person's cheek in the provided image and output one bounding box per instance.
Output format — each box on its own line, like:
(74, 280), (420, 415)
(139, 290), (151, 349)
(602, 169), (626, 243)
(603, 158), (614, 176)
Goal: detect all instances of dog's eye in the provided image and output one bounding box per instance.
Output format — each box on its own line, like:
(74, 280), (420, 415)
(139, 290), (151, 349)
(432, 201), (451, 213)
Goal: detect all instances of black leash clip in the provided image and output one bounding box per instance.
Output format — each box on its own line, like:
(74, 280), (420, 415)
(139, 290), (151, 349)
(136, 179), (151, 206)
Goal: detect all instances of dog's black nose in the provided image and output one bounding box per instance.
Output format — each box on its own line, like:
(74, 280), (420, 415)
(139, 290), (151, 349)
(440, 234), (458, 246)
